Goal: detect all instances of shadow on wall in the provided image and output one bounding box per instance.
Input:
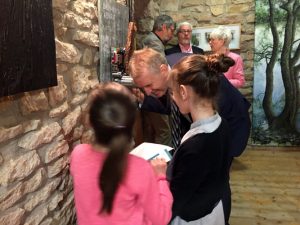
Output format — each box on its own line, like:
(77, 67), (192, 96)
(134, 0), (151, 22)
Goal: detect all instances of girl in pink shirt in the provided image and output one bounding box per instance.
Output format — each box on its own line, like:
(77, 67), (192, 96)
(70, 82), (173, 225)
(209, 26), (245, 88)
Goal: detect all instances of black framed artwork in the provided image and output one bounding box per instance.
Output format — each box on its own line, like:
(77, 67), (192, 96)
(0, 0), (57, 97)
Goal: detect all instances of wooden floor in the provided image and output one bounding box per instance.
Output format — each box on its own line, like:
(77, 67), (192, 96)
(229, 146), (300, 225)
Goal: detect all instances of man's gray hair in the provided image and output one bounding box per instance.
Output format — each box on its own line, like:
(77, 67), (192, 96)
(128, 48), (168, 79)
(153, 15), (175, 32)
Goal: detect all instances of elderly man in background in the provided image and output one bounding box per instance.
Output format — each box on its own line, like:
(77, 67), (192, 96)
(165, 21), (204, 55)
(141, 14), (175, 55)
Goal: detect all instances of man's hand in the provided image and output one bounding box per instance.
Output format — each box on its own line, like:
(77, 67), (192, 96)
(131, 88), (145, 103)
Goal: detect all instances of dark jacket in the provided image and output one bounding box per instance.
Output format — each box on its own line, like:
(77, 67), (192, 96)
(218, 75), (251, 157)
(165, 44), (204, 55)
(140, 94), (170, 115)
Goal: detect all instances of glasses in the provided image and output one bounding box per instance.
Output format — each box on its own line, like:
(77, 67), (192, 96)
(178, 30), (192, 34)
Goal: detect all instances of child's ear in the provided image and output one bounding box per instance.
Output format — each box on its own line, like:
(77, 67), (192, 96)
(179, 85), (188, 100)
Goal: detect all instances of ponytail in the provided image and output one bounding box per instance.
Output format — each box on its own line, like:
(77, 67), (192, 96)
(99, 134), (131, 213)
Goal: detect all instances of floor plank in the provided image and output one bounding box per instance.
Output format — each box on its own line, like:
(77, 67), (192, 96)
(229, 147), (300, 225)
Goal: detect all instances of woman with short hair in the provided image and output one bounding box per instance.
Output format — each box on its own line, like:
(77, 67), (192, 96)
(209, 26), (245, 88)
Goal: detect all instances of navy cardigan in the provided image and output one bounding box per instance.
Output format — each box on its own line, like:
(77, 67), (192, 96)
(169, 120), (230, 221)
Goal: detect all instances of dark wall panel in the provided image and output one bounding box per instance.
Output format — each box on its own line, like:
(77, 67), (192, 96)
(0, 0), (57, 97)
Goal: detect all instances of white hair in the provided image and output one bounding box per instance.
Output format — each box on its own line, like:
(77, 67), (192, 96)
(176, 21), (193, 34)
(210, 26), (232, 47)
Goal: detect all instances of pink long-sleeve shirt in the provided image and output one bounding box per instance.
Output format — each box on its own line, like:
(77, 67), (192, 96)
(224, 52), (245, 88)
(70, 144), (173, 225)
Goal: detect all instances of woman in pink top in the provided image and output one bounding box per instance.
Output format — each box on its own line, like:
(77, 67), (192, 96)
(209, 26), (245, 88)
(70, 82), (173, 225)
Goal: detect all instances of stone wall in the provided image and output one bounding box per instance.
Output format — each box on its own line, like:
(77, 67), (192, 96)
(135, 0), (255, 99)
(0, 0), (99, 224)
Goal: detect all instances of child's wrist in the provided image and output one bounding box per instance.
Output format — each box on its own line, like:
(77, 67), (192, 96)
(157, 175), (167, 181)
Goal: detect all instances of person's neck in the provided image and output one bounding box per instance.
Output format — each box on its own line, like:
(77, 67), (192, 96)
(190, 104), (215, 122)
(179, 43), (191, 50)
(154, 31), (166, 44)
(216, 46), (229, 55)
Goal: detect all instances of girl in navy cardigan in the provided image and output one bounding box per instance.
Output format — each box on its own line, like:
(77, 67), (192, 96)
(167, 54), (235, 225)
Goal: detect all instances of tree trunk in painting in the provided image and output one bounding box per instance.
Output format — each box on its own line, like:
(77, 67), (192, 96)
(261, 0), (300, 133)
(275, 0), (300, 132)
(262, 0), (279, 126)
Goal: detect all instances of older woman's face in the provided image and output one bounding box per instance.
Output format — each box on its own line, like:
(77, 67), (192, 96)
(209, 37), (224, 53)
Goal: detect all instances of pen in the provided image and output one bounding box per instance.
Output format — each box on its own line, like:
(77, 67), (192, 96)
(164, 149), (172, 159)
(148, 153), (159, 161)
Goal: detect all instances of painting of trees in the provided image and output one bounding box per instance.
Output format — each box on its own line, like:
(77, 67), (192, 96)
(253, 0), (300, 145)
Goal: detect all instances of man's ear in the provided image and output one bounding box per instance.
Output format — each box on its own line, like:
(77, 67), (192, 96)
(160, 64), (169, 75)
(161, 24), (167, 31)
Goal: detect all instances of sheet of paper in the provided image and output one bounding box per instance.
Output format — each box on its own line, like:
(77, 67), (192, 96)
(130, 142), (173, 162)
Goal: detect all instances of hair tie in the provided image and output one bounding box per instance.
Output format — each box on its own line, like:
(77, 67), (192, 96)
(205, 55), (220, 75)
(114, 125), (126, 129)
(206, 62), (218, 75)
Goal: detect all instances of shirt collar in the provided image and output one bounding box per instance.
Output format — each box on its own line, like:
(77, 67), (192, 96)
(179, 43), (193, 53)
(181, 113), (222, 144)
(153, 32), (166, 44)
